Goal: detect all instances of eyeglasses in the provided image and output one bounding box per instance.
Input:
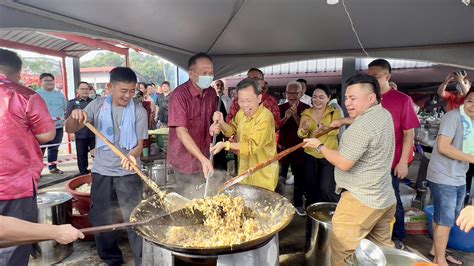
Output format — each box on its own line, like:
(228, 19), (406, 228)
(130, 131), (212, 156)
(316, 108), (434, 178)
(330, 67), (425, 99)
(42, 79), (54, 82)
(285, 91), (300, 95)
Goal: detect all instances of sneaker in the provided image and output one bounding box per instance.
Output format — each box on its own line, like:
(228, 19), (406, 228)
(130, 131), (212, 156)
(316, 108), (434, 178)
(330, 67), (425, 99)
(49, 168), (64, 174)
(394, 240), (406, 250)
(285, 175), (294, 185)
(296, 206), (307, 216)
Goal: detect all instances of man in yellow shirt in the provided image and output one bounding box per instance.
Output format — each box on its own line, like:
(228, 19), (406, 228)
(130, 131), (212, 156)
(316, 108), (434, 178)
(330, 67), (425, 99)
(210, 78), (278, 191)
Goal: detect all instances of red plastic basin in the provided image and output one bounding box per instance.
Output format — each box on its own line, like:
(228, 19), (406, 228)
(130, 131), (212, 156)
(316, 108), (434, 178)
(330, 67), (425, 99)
(66, 174), (92, 215)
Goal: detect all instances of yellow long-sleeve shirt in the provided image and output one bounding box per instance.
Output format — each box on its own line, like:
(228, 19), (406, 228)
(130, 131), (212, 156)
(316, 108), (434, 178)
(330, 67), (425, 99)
(223, 104), (278, 191)
(297, 105), (342, 158)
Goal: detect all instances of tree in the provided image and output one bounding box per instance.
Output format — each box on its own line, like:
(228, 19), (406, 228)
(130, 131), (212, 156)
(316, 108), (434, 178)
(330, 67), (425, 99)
(22, 58), (61, 76)
(81, 51), (172, 85)
(81, 52), (125, 68)
(129, 51), (165, 83)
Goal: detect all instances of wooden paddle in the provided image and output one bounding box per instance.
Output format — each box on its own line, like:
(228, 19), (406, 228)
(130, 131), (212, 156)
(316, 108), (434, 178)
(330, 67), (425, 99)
(0, 208), (205, 248)
(218, 126), (337, 192)
(84, 122), (165, 197)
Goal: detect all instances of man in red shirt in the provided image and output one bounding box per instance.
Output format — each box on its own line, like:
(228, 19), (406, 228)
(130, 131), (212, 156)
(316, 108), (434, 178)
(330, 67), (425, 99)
(167, 53), (218, 198)
(368, 59), (420, 249)
(278, 81), (309, 214)
(437, 71), (471, 111)
(0, 49), (56, 265)
(226, 68), (281, 129)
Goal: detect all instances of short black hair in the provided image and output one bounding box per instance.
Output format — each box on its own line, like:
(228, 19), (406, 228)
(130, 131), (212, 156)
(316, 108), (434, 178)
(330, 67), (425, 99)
(314, 83), (331, 98)
(0, 48), (22, 73)
(296, 78), (307, 85)
(467, 87), (474, 98)
(145, 83), (154, 88)
(346, 74), (382, 103)
(247, 68), (264, 77)
(236, 77), (262, 95)
(161, 81), (170, 86)
(109, 67), (137, 83)
(39, 73), (55, 81)
(188, 52), (213, 70)
(77, 81), (89, 88)
(368, 59), (392, 73)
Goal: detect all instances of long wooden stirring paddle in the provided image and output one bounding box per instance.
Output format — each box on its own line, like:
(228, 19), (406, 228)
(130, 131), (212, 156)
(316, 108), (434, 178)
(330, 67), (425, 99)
(0, 208), (205, 248)
(84, 122), (165, 197)
(218, 126), (337, 192)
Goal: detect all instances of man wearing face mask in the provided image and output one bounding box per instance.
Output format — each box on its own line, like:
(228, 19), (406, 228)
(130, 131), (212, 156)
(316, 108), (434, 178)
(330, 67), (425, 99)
(65, 81), (95, 175)
(167, 52), (218, 198)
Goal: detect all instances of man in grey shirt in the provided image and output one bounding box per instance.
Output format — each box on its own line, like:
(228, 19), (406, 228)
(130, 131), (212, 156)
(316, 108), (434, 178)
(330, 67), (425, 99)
(427, 88), (474, 266)
(65, 67), (148, 266)
(304, 74), (396, 265)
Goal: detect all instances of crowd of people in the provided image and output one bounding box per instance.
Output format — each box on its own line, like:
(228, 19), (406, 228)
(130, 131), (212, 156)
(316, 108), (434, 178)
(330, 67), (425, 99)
(0, 46), (473, 266)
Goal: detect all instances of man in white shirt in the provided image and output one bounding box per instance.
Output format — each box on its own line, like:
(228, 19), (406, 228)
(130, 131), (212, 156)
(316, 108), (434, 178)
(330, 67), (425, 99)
(297, 78), (312, 106)
(212, 79), (231, 113)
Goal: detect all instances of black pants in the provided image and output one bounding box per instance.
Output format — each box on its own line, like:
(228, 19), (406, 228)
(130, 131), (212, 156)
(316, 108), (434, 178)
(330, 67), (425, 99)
(41, 127), (63, 170)
(0, 189), (38, 266)
(89, 173), (143, 266)
(304, 154), (339, 206)
(280, 151), (305, 207)
(466, 163), (474, 204)
(75, 137), (95, 174)
(391, 173), (406, 242)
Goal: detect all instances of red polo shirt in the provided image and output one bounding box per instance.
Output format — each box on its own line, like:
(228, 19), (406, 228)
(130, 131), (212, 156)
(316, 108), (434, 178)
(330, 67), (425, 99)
(381, 88), (420, 169)
(0, 74), (55, 200)
(167, 80), (217, 174)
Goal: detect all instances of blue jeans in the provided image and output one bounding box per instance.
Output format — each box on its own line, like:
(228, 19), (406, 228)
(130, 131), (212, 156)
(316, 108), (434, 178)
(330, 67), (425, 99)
(41, 128), (63, 170)
(391, 173), (406, 242)
(429, 181), (465, 226)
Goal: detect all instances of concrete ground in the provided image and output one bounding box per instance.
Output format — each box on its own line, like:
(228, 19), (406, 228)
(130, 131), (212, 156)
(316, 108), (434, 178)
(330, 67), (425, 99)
(36, 144), (474, 265)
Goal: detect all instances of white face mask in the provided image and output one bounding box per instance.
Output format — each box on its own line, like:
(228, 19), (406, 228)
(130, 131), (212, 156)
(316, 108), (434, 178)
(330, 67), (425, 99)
(197, 75), (214, 89)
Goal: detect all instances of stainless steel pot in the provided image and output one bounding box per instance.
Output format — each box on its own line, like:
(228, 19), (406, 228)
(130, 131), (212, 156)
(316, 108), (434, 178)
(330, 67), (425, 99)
(29, 192), (73, 265)
(349, 246), (430, 265)
(305, 202), (337, 266)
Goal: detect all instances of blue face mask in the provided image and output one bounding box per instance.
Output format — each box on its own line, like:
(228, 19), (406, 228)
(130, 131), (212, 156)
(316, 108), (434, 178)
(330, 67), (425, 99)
(197, 75), (214, 89)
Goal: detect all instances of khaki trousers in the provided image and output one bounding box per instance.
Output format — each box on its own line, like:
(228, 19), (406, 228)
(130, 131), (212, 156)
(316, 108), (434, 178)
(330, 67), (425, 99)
(330, 191), (396, 266)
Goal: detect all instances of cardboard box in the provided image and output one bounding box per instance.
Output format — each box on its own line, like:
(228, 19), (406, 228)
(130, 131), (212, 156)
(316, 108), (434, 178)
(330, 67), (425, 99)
(405, 207), (429, 235)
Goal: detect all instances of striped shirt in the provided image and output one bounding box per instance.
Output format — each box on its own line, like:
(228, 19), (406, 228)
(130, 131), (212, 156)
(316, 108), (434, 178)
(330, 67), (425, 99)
(335, 104), (396, 209)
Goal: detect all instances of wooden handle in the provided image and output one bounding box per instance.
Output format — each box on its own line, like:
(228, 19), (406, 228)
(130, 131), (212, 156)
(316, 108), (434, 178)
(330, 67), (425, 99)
(84, 122), (164, 196)
(80, 222), (134, 234)
(0, 220), (148, 248)
(0, 239), (51, 248)
(219, 126), (337, 192)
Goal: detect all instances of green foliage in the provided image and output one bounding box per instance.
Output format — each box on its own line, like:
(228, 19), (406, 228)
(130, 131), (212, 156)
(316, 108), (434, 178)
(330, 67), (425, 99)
(81, 52), (124, 68)
(81, 51), (176, 85)
(23, 58), (61, 76)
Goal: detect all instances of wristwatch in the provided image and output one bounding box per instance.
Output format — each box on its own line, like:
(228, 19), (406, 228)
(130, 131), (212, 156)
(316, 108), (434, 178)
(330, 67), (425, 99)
(315, 143), (324, 153)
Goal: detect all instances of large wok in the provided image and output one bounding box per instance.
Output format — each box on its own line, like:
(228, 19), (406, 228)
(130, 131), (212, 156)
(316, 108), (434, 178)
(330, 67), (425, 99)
(130, 184), (295, 255)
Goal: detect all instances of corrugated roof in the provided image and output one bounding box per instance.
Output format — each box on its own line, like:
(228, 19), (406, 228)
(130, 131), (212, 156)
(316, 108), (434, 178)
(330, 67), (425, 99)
(233, 58), (434, 77)
(0, 30), (103, 57)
